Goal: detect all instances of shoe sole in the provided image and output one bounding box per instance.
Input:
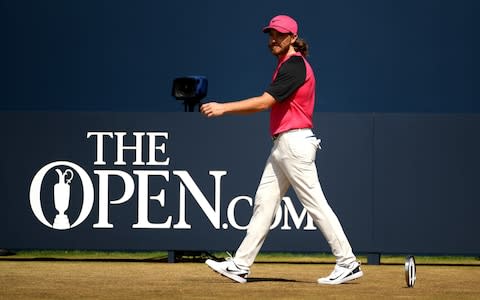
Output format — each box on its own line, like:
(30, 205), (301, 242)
(205, 259), (247, 284)
(318, 269), (364, 285)
(339, 270), (363, 284)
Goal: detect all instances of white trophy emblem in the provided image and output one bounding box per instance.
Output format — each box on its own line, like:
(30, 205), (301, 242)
(52, 168), (74, 229)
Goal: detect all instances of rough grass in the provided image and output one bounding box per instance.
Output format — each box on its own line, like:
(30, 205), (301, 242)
(2, 250), (479, 265)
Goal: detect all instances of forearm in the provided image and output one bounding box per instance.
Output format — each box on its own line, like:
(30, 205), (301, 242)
(223, 95), (272, 114)
(201, 92), (276, 117)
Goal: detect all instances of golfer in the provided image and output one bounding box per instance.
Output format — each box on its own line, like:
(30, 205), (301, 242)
(201, 15), (363, 285)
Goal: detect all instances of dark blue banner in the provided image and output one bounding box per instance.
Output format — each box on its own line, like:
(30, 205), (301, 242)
(1, 112), (478, 256)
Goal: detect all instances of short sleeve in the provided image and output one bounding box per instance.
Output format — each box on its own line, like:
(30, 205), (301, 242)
(265, 56), (306, 102)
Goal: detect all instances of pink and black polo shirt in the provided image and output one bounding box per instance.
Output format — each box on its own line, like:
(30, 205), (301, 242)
(266, 52), (316, 137)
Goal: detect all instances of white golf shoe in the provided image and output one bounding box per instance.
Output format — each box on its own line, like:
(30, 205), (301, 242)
(317, 261), (363, 285)
(205, 258), (250, 283)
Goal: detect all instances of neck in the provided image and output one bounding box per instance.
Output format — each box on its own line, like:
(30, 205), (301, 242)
(277, 47), (298, 61)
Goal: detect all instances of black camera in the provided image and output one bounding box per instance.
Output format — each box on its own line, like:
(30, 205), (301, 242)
(172, 76), (208, 111)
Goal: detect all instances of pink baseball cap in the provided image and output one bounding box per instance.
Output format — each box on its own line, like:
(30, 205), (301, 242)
(263, 15), (298, 35)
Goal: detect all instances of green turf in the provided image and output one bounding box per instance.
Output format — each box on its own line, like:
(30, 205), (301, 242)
(2, 250), (477, 265)
(0, 250), (168, 260)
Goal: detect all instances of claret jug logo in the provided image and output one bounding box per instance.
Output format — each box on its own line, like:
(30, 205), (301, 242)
(29, 131), (317, 231)
(30, 161), (94, 230)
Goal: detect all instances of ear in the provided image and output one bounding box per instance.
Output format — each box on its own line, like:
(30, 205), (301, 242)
(290, 34), (298, 44)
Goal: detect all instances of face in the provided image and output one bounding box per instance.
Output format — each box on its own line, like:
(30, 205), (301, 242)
(267, 30), (297, 57)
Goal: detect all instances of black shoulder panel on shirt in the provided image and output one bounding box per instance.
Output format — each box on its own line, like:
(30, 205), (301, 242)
(265, 56), (306, 102)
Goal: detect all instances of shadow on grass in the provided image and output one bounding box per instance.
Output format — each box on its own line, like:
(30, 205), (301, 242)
(247, 277), (299, 283)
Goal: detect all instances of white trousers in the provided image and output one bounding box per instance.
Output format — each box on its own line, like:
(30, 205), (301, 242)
(234, 129), (356, 268)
